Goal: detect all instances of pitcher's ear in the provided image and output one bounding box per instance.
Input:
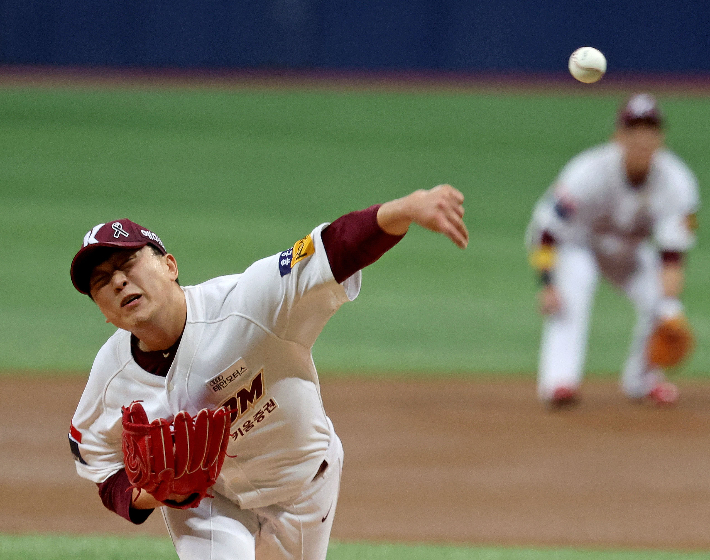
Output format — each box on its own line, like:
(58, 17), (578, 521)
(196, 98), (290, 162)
(166, 253), (179, 281)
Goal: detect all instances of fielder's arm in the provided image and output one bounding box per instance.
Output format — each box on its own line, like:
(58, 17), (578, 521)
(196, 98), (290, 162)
(660, 254), (684, 299)
(656, 252), (686, 319)
(528, 230), (562, 315)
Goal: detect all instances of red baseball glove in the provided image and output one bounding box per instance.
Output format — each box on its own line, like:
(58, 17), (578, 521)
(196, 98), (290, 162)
(121, 401), (232, 509)
(647, 316), (695, 369)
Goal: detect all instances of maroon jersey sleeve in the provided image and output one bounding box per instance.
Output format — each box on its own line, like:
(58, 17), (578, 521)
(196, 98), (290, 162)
(97, 468), (153, 524)
(321, 204), (405, 284)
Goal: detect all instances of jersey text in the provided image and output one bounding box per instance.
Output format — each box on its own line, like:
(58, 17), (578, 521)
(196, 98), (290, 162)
(223, 370), (265, 423)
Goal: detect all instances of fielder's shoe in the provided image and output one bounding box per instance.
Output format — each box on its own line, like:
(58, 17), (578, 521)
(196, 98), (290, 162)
(646, 382), (679, 406)
(549, 386), (579, 409)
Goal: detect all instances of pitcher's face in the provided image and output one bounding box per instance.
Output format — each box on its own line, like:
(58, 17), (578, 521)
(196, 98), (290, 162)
(89, 246), (179, 332)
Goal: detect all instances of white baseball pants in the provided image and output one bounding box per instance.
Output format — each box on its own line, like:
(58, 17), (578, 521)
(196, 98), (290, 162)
(537, 243), (665, 401)
(162, 435), (344, 560)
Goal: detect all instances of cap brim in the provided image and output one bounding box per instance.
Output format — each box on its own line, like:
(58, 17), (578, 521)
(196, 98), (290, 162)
(620, 116), (663, 128)
(70, 241), (149, 295)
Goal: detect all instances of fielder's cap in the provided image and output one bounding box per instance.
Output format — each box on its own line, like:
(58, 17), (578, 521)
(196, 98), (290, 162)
(617, 93), (664, 128)
(70, 219), (167, 295)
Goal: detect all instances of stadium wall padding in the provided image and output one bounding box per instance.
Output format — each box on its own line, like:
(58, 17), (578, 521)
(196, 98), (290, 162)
(1, 0), (709, 73)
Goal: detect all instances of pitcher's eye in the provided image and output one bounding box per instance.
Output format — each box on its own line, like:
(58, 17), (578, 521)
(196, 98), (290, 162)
(89, 273), (110, 291)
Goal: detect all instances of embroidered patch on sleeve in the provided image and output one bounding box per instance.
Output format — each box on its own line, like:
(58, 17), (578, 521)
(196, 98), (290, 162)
(279, 234), (315, 276)
(553, 197), (576, 220)
(552, 184), (577, 221)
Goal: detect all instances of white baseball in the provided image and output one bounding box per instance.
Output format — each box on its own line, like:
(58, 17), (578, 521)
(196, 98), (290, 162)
(568, 47), (607, 83)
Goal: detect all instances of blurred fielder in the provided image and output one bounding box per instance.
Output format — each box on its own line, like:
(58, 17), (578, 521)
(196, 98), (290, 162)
(526, 93), (699, 408)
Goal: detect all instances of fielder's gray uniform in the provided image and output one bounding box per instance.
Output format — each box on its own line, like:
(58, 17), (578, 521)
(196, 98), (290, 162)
(526, 142), (699, 400)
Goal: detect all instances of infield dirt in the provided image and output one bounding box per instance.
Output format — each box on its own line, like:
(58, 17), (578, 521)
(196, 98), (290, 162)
(2, 374), (709, 551)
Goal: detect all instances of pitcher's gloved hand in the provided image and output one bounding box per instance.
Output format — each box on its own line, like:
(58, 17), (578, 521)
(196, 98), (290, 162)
(121, 401), (232, 509)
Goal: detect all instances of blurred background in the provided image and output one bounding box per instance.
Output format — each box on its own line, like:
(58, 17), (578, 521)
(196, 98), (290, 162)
(1, 0), (710, 74)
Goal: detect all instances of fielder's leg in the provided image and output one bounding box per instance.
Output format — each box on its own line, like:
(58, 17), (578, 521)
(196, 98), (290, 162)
(620, 245), (670, 400)
(538, 245), (599, 403)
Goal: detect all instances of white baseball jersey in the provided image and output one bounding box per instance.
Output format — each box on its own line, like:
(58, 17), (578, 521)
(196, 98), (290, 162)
(71, 223), (360, 510)
(527, 142), (699, 281)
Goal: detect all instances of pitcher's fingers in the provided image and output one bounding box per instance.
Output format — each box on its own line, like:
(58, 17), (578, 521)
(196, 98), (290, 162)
(441, 215), (469, 249)
(442, 204), (469, 247)
(440, 184), (465, 205)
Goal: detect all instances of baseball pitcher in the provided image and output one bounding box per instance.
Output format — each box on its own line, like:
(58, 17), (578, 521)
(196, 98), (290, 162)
(526, 93), (699, 408)
(68, 185), (467, 560)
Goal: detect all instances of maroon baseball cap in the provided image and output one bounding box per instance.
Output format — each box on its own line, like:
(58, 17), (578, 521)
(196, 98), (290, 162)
(70, 219), (167, 295)
(617, 93), (664, 128)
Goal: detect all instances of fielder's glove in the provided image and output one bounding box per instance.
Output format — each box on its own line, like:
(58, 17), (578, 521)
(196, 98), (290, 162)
(647, 316), (695, 369)
(121, 401), (232, 509)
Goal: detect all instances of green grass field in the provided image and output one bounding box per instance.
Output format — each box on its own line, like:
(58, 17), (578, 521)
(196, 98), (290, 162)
(2, 84), (709, 376)
(1, 535), (708, 560)
(1, 83), (709, 559)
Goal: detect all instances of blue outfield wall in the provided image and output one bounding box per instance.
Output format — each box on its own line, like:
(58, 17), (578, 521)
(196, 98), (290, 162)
(1, 0), (709, 73)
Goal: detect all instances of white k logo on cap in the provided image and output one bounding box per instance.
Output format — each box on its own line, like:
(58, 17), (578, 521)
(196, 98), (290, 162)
(83, 223), (105, 247)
